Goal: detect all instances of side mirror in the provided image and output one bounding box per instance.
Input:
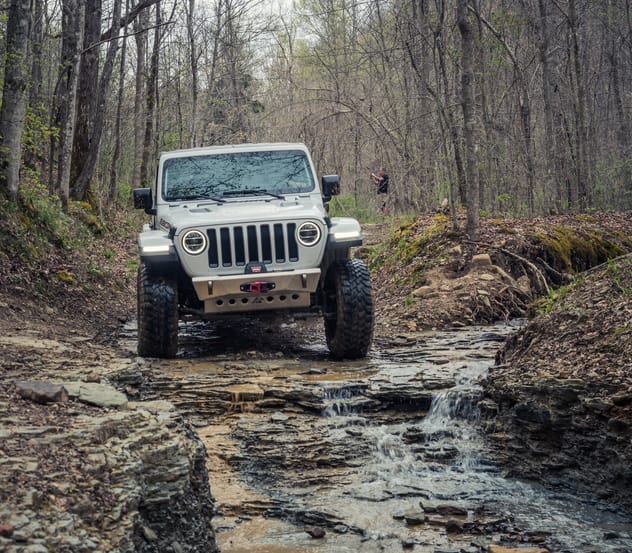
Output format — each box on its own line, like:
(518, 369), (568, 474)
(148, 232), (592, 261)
(133, 188), (156, 215)
(321, 175), (340, 202)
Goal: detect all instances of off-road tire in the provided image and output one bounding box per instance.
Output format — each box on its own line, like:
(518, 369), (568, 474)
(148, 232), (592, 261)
(323, 258), (374, 359)
(137, 264), (179, 358)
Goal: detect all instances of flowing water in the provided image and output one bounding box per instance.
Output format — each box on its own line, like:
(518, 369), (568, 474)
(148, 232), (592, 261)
(124, 318), (632, 552)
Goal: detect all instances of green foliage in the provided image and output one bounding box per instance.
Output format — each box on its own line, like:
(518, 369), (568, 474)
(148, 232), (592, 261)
(605, 258), (632, 296)
(17, 173), (89, 251)
(22, 104), (59, 161)
(540, 285), (569, 314)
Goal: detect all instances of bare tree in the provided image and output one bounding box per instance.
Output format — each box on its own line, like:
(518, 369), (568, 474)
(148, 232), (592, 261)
(53, 0), (84, 206)
(186, 0), (199, 147)
(69, 0), (102, 198)
(474, 7), (536, 216)
(0, 0), (33, 202)
(72, 0), (124, 202)
(132, 5), (149, 189)
(109, 0), (130, 205)
(457, 0), (479, 240)
(139, 1), (161, 187)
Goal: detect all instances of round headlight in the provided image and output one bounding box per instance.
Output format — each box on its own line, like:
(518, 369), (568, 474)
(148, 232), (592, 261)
(182, 229), (207, 255)
(297, 221), (321, 247)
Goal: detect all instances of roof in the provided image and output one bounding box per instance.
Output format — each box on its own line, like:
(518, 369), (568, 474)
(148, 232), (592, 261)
(158, 142), (309, 159)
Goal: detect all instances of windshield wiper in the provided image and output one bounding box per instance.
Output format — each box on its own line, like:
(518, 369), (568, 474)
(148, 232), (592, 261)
(222, 189), (285, 199)
(169, 194), (225, 203)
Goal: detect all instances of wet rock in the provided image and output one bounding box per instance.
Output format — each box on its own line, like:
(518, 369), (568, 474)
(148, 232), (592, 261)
(514, 401), (551, 426)
(487, 546), (548, 553)
(302, 368), (326, 375)
(445, 519), (464, 533)
(403, 510), (426, 526)
(422, 444), (459, 460)
(436, 504), (468, 517)
(351, 484), (390, 502)
(365, 382), (433, 411)
(269, 411), (289, 423)
(425, 514), (450, 526)
(305, 525), (326, 538)
(128, 399), (175, 414)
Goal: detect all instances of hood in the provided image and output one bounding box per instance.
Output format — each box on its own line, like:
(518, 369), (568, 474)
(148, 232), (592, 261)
(158, 196), (327, 234)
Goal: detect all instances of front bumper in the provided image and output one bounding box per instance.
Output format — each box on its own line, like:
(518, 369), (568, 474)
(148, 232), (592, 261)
(192, 268), (321, 313)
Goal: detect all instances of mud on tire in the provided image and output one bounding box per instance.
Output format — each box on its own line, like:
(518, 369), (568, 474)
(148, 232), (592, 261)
(323, 258), (374, 359)
(137, 264), (179, 358)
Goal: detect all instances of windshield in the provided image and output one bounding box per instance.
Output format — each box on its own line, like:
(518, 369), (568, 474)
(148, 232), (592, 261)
(162, 149), (316, 201)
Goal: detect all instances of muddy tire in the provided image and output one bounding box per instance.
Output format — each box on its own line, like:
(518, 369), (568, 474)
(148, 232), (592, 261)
(323, 258), (374, 359)
(137, 264), (179, 358)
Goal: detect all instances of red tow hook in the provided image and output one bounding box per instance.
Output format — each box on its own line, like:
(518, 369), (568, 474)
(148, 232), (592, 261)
(240, 281), (275, 293)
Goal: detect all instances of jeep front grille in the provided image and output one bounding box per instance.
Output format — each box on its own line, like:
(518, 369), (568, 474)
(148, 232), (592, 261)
(207, 223), (299, 268)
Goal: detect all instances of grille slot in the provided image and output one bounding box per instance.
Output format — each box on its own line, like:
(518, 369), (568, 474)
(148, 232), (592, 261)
(207, 223), (301, 269)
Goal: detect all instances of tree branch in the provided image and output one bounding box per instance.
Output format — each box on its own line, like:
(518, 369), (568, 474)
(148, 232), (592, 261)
(100, 0), (161, 41)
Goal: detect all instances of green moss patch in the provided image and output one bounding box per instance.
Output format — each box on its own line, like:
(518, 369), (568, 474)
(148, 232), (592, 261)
(535, 225), (628, 273)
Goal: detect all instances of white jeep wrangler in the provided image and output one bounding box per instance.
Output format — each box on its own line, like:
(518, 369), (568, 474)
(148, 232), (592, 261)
(133, 142), (374, 359)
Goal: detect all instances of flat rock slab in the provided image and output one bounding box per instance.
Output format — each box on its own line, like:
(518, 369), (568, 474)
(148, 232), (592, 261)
(63, 381), (127, 408)
(15, 381), (69, 403)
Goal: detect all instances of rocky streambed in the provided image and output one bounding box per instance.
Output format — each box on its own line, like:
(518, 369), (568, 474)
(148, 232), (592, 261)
(109, 316), (632, 553)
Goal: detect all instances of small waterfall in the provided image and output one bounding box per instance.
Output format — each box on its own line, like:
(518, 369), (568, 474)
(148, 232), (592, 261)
(420, 368), (489, 470)
(321, 384), (369, 417)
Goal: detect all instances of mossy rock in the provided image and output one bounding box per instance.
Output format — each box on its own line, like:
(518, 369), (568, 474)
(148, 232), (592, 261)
(536, 225), (627, 273)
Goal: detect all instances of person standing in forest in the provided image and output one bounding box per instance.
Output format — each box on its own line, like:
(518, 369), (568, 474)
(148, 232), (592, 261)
(370, 166), (389, 216)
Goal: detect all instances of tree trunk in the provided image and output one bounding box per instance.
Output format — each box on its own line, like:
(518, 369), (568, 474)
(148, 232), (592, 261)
(72, 0), (123, 202)
(140, 1), (161, 187)
(25, 0), (44, 177)
(537, 0), (562, 212)
(109, 0), (129, 206)
(0, 0), (33, 202)
(609, 0), (632, 205)
(132, 7), (148, 189)
(187, 0), (199, 147)
(69, 0), (102, 198)
(568, 0), (589, 211)
(56, 0), (84, 207)
(457, 0), (479, 241)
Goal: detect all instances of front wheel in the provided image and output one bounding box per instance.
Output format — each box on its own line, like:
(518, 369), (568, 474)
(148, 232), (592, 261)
(323, 259), (374, 359)
(137, 264), (179, 358)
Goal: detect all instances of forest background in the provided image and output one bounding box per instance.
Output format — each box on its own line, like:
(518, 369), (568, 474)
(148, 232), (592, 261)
(0, 0), (631, 240)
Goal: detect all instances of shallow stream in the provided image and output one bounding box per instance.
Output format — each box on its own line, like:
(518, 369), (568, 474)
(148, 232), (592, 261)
(123, 318), (632, 552)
